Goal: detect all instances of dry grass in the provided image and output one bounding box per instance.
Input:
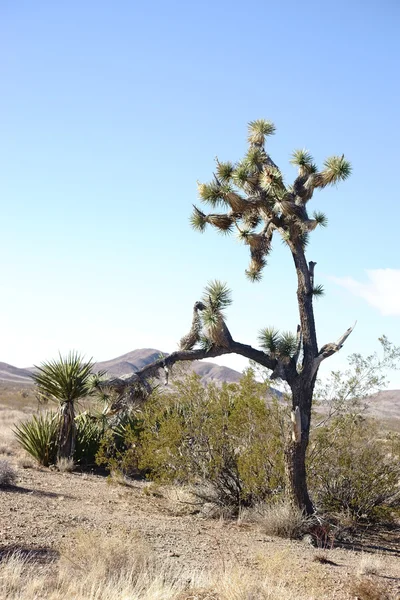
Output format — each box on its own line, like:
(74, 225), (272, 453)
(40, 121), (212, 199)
(241, 500), (312, 539)
(56, 457), (75, 473)
(357, 553), (384, 576)
(0, 530), (327, 600)
(349, 577), (393, 600)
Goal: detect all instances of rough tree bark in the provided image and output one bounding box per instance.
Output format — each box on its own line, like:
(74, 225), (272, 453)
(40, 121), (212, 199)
(57, 401), (76, 460)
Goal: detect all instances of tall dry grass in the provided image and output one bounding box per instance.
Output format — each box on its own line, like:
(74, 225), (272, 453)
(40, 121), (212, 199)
(0, 530), (326, 600)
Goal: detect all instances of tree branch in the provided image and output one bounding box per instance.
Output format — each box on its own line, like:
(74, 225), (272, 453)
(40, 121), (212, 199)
(311, 322), (357, 377)
(105, 339), (278, 403)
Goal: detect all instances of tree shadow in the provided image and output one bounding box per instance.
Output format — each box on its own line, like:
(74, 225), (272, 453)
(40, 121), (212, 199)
(333, 523), (400, 557)
(1, 484), (74, 499)
(0, 545), (59, 564)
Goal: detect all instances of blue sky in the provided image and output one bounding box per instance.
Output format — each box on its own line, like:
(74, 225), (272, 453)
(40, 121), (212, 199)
(1, 0), (399, 387)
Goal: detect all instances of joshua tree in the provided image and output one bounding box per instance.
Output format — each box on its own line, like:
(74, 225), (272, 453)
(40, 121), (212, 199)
(110, 120), (353, 513)
(33, 352), (96, 460)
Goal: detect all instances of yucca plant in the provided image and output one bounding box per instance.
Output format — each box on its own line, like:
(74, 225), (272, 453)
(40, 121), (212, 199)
(14, 412), (59, 466)
(32, 352), (98, 460)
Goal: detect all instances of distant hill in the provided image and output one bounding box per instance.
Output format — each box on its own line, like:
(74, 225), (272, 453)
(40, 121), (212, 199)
(0, 362), (33, 383)
(0, 349), (243, 387)
(1, 352), (399, 424)
(363, 390), (400, 421)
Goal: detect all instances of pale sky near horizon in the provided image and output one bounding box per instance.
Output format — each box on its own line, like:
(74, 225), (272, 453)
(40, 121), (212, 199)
(1, 1), (400, 387)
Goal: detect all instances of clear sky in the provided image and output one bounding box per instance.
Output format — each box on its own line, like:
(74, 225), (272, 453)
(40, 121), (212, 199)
(1, 0), (399, 387)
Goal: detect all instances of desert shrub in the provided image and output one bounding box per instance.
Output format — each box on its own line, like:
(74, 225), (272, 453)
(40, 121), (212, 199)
(349, 578), (392, 600)
(138, 370), (286, 511)
(74, 412), (105, 467)
(95, 411), (145, 477)
(13, 412), (59, 466)
(308, 414), (400, 521)
(0, 459), (17, 487)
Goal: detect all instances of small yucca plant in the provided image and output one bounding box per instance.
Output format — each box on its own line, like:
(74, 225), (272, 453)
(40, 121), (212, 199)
(14, 412), (59, 466)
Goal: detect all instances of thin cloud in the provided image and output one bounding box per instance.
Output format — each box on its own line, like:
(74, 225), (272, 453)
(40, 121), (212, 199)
(331, 269), (400, 316)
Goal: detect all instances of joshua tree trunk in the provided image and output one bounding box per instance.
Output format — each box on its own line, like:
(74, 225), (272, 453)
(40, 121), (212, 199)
(285, 380), (315, 514)
(57, 401), (76, 460)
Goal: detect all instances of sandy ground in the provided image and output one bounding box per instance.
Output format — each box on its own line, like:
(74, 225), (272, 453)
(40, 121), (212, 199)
(1, 397), (399, 599)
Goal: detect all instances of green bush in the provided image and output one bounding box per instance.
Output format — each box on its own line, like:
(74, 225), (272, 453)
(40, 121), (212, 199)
(137, 370), (286, 511)
(95, 411), (145, 477)
(308, 415), (400, 521)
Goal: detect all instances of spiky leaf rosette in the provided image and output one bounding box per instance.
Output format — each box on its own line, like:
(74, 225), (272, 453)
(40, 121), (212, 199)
(232, 162), (251, 188)
(258, 327), (280, 355)
(248, 119), (276, 146)
(312, 211), (328, 227)
(190, 205), (208, 232)
(312, 284), (325, 298)
(317, 155), (352, 187)
(216, 160), (234, 182)
(32, 352), (95, 404)
(290, 149), (317, 176)
(201, 282), (233, 349)
(245, 147), (267, 170)
(197, 181), (226, 207)
(202, 280), (232, 313)
(277, 331), (298, 358)
(260, 167), (285, 197)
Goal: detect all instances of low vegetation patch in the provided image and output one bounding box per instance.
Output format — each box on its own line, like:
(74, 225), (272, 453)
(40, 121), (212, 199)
(0, 459), (17, 487)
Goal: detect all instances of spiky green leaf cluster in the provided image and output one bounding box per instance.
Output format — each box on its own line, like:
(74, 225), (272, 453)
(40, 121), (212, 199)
(277, 331), (298, 358)
(14, 412), (59, 466)
(259, 167), (284, 197)
(216, 160), (234, 182)
(244, 147), (266, 169)
(248, 119), (276, 145)
(232, 162), (251, 187)
(312, 284), (325, 298)
(190, 205), (207, 232)
(313, 211), (328, 228)
(197, 181), (226, 207)
(258, 327), (280, 354)
(290, 149), (314, 167)
(321, 155), (352, 185)
(32, 352), (95, 405)
(258, 328), (298, 358)
(202, 280), (232, 312)
(245, 267), (264, 282)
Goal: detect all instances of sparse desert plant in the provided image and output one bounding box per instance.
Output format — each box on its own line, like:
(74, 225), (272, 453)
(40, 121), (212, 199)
(357, 553), (383, 577)
(13, 411), (59, 466)
(0, 444), (14, 456)
(349, 577), (392, 600)
(0, 459), (17, 487)
(56, 456), (74, 472)
(242, 499), (312, 539)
